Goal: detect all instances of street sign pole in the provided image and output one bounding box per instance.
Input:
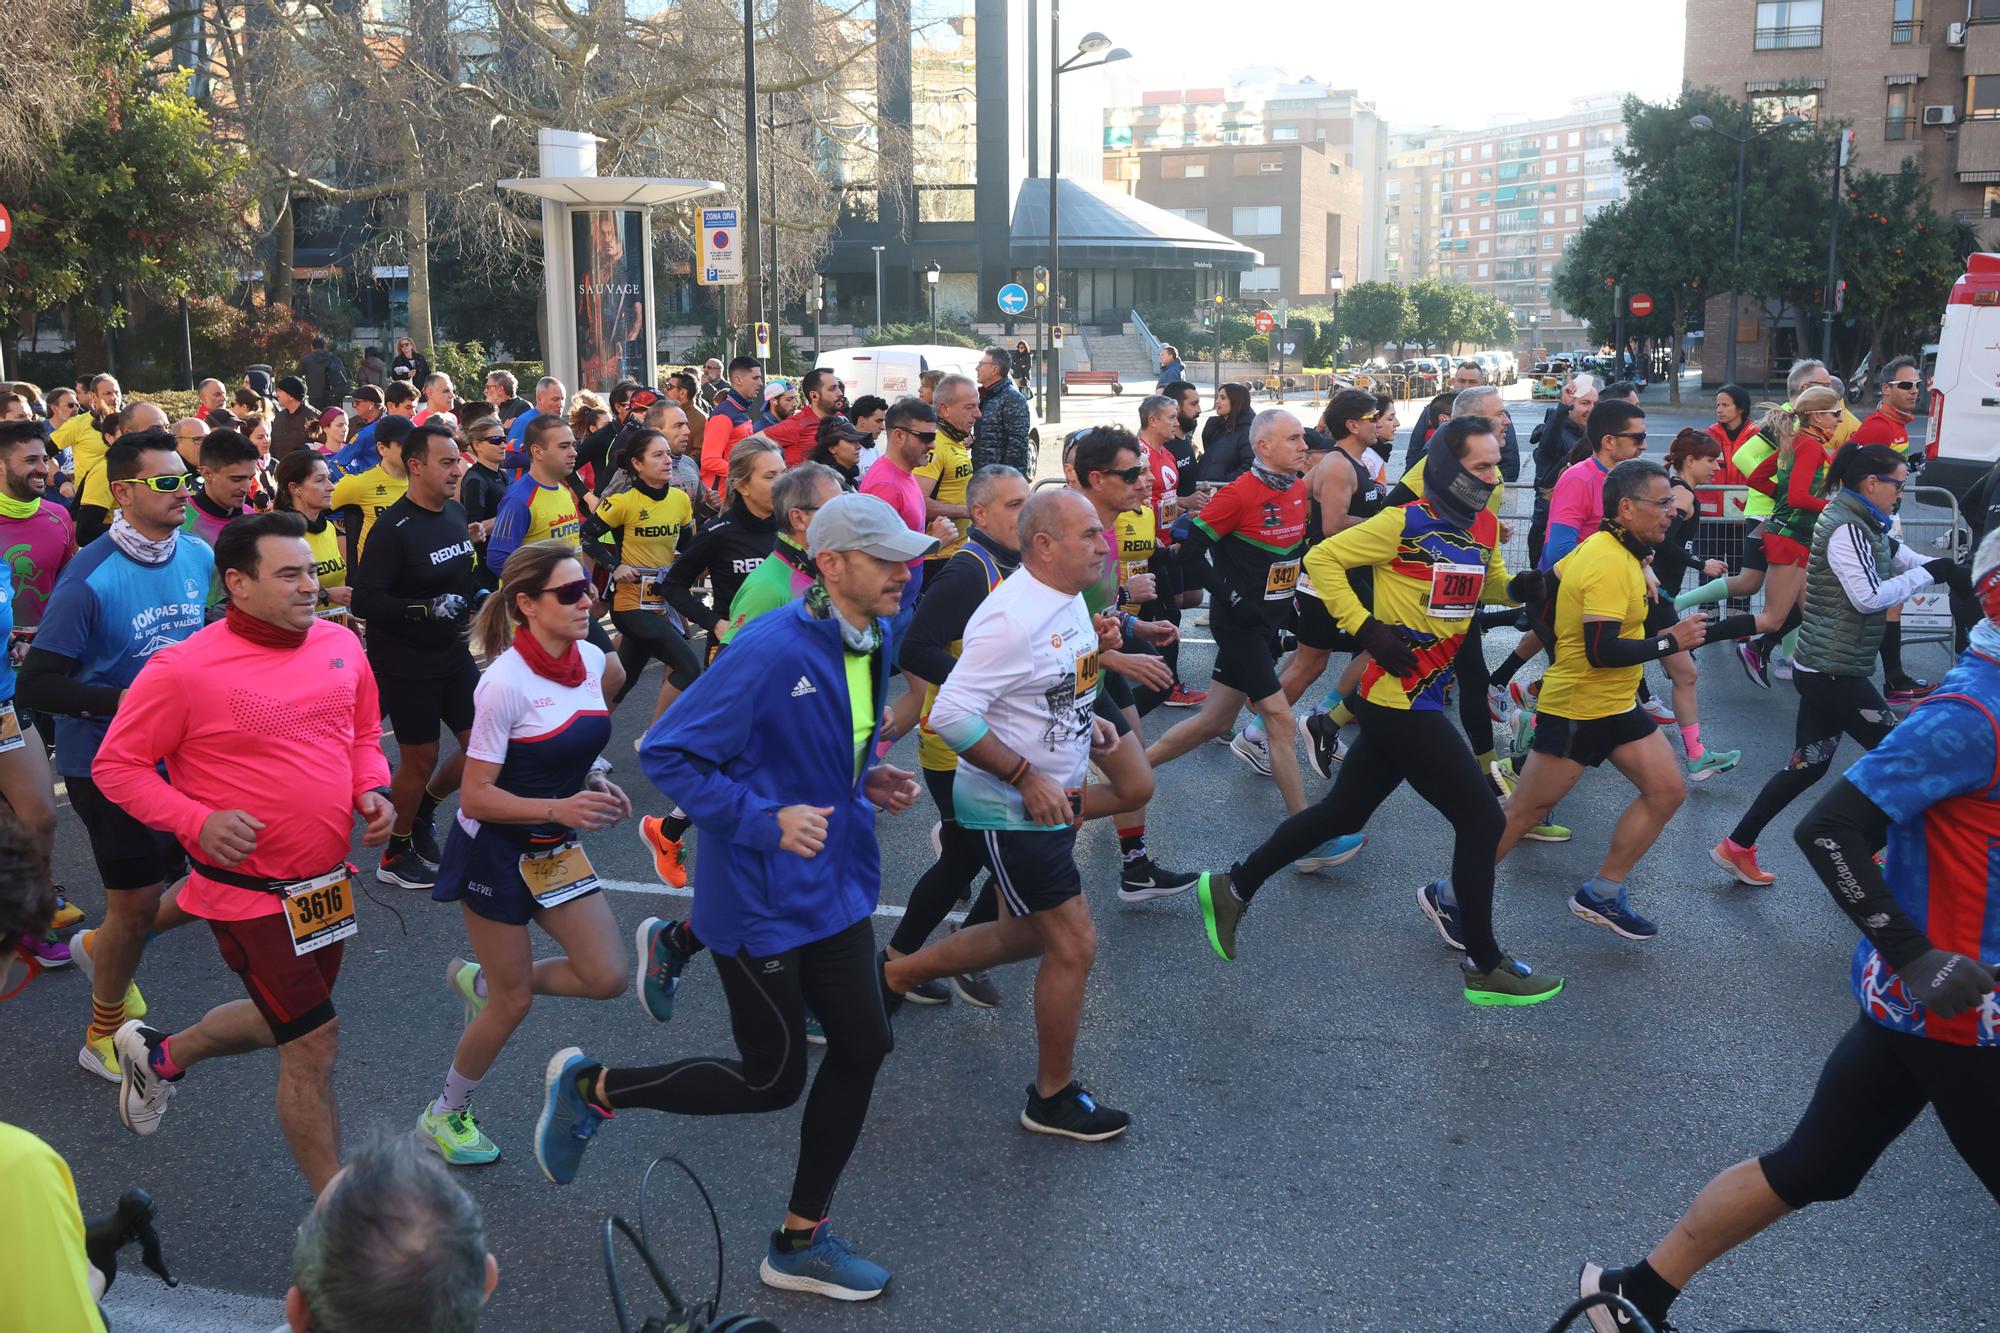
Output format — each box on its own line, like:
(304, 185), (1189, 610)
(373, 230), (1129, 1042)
(0, 202), (11, 381)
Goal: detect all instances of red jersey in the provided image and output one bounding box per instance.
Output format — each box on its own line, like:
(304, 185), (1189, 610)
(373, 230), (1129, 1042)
(1190, 468), (1307, 626)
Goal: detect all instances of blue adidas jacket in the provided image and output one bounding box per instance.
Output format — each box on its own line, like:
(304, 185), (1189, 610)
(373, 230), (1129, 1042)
(640, 597), (894, 957)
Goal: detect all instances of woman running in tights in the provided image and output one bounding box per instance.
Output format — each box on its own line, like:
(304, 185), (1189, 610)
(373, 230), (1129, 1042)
(578, 429), (701, 724)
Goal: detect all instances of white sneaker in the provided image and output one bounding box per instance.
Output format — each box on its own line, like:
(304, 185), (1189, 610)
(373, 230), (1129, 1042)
(114, 1021), (176, 1136)
(1485, 684), (1514, 726)
(1639, 696), (1676, 725)
(1228, 730), (1273, 777)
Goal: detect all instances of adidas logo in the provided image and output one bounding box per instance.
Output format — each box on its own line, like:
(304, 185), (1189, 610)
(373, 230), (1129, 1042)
(791, 676), (817, 698)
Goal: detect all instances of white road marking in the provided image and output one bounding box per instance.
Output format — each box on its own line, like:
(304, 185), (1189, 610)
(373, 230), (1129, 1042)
(100, 1279), (285, 1332)
(599, 877), (964, 925)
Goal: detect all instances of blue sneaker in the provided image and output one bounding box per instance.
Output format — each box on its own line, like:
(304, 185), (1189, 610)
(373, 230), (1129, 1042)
(758, 1222), (891, 1302)
(1568, 888), (1658, 942)
(1416, 880), (1465, 951)
(805, 1011), (826, 1046)
(1295, 833), (1366, 874)
(633, 917), (685, 1023)
(534, 1047), (608, 1185)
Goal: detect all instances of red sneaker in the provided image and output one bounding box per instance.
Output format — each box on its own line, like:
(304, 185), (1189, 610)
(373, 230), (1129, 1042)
(1164, 683), (1208, 708)
(639, 816), (689, 889)
(1710, 838), (1775, 887)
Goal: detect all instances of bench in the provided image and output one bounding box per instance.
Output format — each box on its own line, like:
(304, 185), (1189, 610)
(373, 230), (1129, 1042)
(1062, 370), (1124, 395)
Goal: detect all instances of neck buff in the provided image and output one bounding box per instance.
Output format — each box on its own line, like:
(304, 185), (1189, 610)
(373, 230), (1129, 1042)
(1600, 516), (1656, 561)
(108, 515), (177, 566)
(1841, 486), (1893, 532)
(0, 492), (39, 521)
(1420, 437), (1497, 530)
(1971, 618), (2000, 661)
(225, 603), (309, 651)
(514, 624), (586, 687)
(1250, 459), (1299, 492)
(806, 580), (881, 654)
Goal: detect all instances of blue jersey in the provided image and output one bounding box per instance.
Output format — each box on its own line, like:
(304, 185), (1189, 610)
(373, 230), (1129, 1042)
(35, 535), (213, 777)
(1842, 645), (2000, 1047)
(0, 560), (16, 704)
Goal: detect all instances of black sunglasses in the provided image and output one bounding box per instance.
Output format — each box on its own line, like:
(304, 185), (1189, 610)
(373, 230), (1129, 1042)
(1097, 465), (1146, 484)
(537, 578), (594, 605)
(900, 428), (937, 443)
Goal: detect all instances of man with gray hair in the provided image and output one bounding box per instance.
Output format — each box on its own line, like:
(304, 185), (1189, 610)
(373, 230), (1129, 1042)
(286, 1134), (497, 1332)
(723, 461), (846, 633)
(1406, 365), (1519, 479)
(505, 376), (567, 448)
(974, 344), (1033, 474)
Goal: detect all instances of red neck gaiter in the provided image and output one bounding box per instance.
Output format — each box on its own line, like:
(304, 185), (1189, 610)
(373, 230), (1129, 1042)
(225, 604), (309, 651)
(514, 625), (585, 686)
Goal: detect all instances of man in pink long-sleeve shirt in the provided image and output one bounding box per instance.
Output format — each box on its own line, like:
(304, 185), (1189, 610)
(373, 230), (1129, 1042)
(92, 511), (394, 1193)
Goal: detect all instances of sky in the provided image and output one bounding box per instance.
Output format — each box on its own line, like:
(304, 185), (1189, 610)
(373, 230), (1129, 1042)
(1067, 0), (1687, 132)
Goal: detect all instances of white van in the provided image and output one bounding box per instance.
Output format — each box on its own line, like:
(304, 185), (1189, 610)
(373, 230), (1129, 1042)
(1921, 252), (2000, 499)
(814, 344), (1040, 448)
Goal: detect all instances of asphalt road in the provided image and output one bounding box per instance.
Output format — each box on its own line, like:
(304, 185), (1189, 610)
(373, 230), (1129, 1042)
(6, 400), (1991, 1333)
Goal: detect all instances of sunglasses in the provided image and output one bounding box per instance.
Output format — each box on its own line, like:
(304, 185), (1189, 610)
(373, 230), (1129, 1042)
(1867, 475), (1908, 492)
(537, 578), (594, 606)
(1885, 380), (1921, 391)
(122, 473), (189, 493)
(900, 428), (937, 443)
(1609, 431), (1648, 444)
(1097, 465), (1146, 484)
(480, 433), (506, 445)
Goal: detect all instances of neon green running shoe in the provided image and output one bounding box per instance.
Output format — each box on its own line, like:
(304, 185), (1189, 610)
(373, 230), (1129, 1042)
(419, 1103), (500, 1165)
(446, 956), (486, 1025)
(1196, 871), (1244, 962)
(1461, 955), (1564, 1007)
(1522, 821), (1571, 843)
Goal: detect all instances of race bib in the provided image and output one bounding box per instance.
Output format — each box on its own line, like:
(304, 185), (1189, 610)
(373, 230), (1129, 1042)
(1074, 648), (1101, 701)
(1265, 559), (1301, 599)
(637, 572), (668, 613)
(1426, 562), (1485, 619)
(0, 704), (26, 755)
(520, 841), (600, 910)
(284, 867), (358, 956)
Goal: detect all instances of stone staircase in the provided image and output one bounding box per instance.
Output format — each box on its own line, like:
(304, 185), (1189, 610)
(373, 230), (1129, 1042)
(1065, 327), (1154, 381)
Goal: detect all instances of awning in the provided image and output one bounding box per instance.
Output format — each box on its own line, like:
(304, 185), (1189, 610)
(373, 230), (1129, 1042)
(1960, 170), (2000, 184)
(1745, 77), (1826, 92)
(1885, 74), (1921, 85)
(1009, 178), (1261, 270)
(496, 177), (724, 209)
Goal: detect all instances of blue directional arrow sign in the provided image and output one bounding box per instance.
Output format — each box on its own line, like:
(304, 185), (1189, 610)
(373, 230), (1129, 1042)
(997, 283), (1029, 316)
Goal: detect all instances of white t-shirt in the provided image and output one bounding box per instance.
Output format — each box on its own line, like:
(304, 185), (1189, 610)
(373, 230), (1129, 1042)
(929, 567), (1099, 831)
(454, 642), (610, 838)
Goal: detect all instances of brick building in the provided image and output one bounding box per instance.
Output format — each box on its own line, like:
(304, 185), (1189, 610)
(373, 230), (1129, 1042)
(1384, 127), (1449, 283)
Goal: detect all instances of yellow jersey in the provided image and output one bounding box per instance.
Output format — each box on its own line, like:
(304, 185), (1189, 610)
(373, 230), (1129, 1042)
(304, 513), (348, 618)
(914, 426), (974, 559)
(329, 465), (408, 565)
(1536, 530), (1648, 722)
(1396, 454), (1506, 516)
(592, 485), (693, 612)
(1114, 508), (1155, 614)
(0, 1123), (106, 1333)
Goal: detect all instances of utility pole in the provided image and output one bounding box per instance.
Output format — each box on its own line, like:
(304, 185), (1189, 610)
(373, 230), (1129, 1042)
(1047, 0), (1063, 425)
(1822, 128), (1852, 365)
(741, 0), (763, 339)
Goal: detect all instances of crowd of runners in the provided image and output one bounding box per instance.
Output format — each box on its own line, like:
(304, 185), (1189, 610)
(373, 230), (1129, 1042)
(0, 349), (1992, 1325)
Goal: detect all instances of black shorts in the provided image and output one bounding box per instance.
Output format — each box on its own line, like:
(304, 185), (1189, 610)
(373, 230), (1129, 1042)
(980, 823), (1082, 916)
(1740, 518), (1769, 573)
(1531, 705), (1657, 768)
(67, 772), (186, 892)
(1644, 596), (1679, 636)
(1091, 686), (1132, 736)
(374, 650), (479, 747)
(208, 913), (341, 1043)
(1209, 601), (1284, 701)
(610, 607), (703, 692)
(431, 821), (603, 926)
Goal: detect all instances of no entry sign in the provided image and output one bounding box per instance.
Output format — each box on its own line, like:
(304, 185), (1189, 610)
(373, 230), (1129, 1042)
(1253, 310), (1275, 334)
(1628, 292), (1654, 318)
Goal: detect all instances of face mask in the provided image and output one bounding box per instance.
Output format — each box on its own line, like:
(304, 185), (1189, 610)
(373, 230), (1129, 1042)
(1446, 468), (1497, 517)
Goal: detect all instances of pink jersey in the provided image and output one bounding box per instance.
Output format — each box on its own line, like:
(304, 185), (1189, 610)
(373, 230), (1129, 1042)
(0, 500), (76, 628)
(1548, 456), (1610, 541)
(91, 616), (389, 921)
(860, 458), (927, 570)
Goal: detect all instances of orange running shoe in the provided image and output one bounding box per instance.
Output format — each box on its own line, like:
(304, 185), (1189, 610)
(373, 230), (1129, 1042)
(1710, 838), (1775, 887)
(639, 816), (689, 889)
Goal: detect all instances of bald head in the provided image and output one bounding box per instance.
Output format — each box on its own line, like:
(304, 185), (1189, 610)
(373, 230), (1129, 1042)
(122, 401), (169, 433)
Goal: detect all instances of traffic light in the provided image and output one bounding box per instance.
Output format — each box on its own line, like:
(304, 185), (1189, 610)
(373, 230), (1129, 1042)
(812, 273), (824, 312)
(1032, 266), (1049, 300)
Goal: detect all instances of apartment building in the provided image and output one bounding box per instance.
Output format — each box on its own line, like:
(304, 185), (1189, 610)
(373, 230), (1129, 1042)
(1384, 127), (1448, 283)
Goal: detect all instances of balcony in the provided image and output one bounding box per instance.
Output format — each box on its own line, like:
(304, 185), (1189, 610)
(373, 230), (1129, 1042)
(1954, 115), (2000, 180)
(1753, 24), (1822, 49)
(1891, 18), (1920, 43)
(1886, 115), (1913, 142)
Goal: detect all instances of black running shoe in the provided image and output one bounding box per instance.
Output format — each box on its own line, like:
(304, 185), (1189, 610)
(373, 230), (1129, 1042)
(902, 976), (952, 1006)
(377, 848), (437, 890)
(1577, 1262), (1674, 1333)
(410, 819), (443, 867)
(1020, 1080), (1130, 1142)
(1298, 711), (1343, 780)
(1118, 855), (1198, 903)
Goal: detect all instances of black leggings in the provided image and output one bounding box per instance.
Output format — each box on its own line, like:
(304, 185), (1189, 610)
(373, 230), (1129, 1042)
(1759, 1015), (1999, 1208)
(1453, 621), (1495, 757)
(1730, 672), (1895, 848)
(609, 608), (703, 702)
(888, 768), (999, 955)
(599, 916), (892, 1220)
(1230, 698), (1505, 970)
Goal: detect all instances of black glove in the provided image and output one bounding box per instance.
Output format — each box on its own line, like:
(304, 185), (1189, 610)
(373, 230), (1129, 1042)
(1898, 947), (1998, 1020)
(425, 592), (468, 622)
(1355, 617), (1419, 677)
(1923, 557), (1972, 596)
(1507, 569), (1550, 607)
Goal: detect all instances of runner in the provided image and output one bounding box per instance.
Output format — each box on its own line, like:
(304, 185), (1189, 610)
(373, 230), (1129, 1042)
(18, 429), (210, 1080)
(349, 421), (480, 891)
(1712, 445), (1969, 886)
(1193, 420), (1561, 1006)
(415, 540), (632, 1166)
(179, 431), (258, 606)
(577, 429), (700, 723)
(859, 397), (961, 627)
(723, 462), (845, 636)
(884, 488), (1137, 1139)
(0, 419), (74, 858)
(1845, 356), (1932, 700)
(91, 512), (393, 1192)
(917, 375), (978, 572)
(697, 356), (763, 492)
(487, 416), (585, 575)
(1145, 409), (1312, 819)
(328, 414), (412, 571)
(1655, 429), (1741, 781)
(272, 450), (353, 623)
(535, 492), (931, 1304)
(1144, 386), (1207, 707)
(1578, 539), (2000, 1331)
(664, 436), (782, 658)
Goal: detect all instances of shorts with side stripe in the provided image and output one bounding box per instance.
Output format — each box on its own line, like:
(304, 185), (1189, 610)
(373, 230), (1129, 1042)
(980, 823), (1082, 916)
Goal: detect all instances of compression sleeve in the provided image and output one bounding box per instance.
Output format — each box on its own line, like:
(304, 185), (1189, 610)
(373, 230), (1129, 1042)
(1542, 522), (1580, 567)
(1580, 618), (1681, 668)
(1794, 778), (1931, 971)
(577, 500), (623, 569)
(1825, 524), (1933, 615)
(663, 526), (719, 628)
(16, 648), (122, 719)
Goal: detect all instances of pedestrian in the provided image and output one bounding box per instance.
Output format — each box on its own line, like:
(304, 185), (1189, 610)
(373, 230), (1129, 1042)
(973, 346), (1033, 474)
(1155, 343), (1185, 391)
(754, 380), (798, 434)
(696, 357), (726, 409)
(1526, 373), (1597, 569)
(1010, 339), (1032, 393)
(356, 347), (388, 391)
(272, 450), (353, 621)
(1736, 384), (1845, 688)
(505, 377), (567, 453)
(809, 415), (870, 491)
(859, 398), (962, 627)
(764, 368), (847, 467)
(661, 436), (782, 662)
(1198, 382), (1254, 483)
(391, 336), (430, 389)
(269, 376), (317, 460)
(298, 335), (350, 408)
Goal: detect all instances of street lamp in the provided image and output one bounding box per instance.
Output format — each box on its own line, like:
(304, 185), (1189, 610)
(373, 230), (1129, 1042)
(871, 244), (886, 331)
(1690, 108), (1809, 383)
(1328, 269), (1344, 365)
(925, 261), (941, 344)
(1047, 6), (1131, 424)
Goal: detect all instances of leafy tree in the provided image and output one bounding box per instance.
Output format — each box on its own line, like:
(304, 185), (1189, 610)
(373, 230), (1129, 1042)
(1406, 277), (1472, 353)
(1833, 161), (1978, 370)
(1339, 281), (1412, 358)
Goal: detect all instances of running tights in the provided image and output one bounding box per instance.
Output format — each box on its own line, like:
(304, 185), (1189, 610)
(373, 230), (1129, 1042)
(888, 769), (999, 956)
(1230, 699), (1505, 970)
(600, 916), (891, 1220)
(1729, 672), (1895, 849)
(609, 608), (703, 702)
(1452, 622), (1495, 757)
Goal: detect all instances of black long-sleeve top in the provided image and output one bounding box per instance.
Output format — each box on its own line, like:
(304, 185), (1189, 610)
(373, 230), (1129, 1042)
(662, 498), (777, 633)
(350, 494), (478, 674)
(898, 529), (1022, 686)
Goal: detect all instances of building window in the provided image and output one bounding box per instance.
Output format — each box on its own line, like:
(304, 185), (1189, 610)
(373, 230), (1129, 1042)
(1232, 205), (1282, 236)
(917, 185), (975, 223)
(1754, 91), (1820, 126)
(1755, 0), (1823, 48)
(1478, 216), (1491, 231)
(1273, 124), (1299, 141)
(1478, 240), (1490, 255)
(1983, 186), (2000, 217)
(1163, 155), (1208, 179)
(1886, 85), (1913, 139)
(1566, 155), (1580, 172)
(1165, 207), (1209, 227)
(1892, 0), (1920, 43)
(1543, 210), (1556, 224)
(1481, 144), (1493, 158)
(1567, 131), (1581, 147)
(1477, 263), (1490, 277)
(1970, 76), (2000, 120)
(1460, 170), (1472, 185)
(1241, 265), (1282, 292)
(1565, 207), (1578, 222)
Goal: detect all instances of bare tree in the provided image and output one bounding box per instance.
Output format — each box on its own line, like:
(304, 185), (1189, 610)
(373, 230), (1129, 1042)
(0, 0), (97, 174)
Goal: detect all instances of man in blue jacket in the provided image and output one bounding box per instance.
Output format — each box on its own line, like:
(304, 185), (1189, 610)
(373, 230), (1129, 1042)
(534, 492), (932, 1305)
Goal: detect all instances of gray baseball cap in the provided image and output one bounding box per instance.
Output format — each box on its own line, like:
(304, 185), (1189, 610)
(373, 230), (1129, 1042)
(807, 492), (939, 563)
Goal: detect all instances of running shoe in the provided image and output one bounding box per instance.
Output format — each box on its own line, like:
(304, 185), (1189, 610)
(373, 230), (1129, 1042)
(1487, 759), (1517, 802)
(1737, 640), (1770, 689)
(1228, 729), (1273, 777)
(1686, 748), (1742, 782)
(1522, 820), (1571, 843)
(638, 816), (689, 889)
(1417, 880), (1466, 951)
(72, 929), (145, 1020)
(1507, 679), (1540, 713)
(759, 1222), (891, 1302)
(1299, 711), (1344, 779)
(1164, 683), (1208, 708)
(1485, 684), (1515, 726)
(533, 1047), (608, 1185)
(1771, 650), (1794, 682)
(1118, 856), (1199, 902)
(22, 931), (69, 968)
(446, 956), (486, 1025)
(419, 1103), (500, 1165)
(1884, 675), (1936, 703)
(902, 975), (952, 1006)
(410, 819), (443, 867)
(1019, 1080), (1131, 1142)
(1461, 955), (1563, 1007)
(1296, 833), (1366, 874)
(948, 931), (1003, 1009)
(1710, 838), (1775, 886)
(377, 848), (437, 890)
(1577, 1262), (1673, 1333)
(51, 894), (83, 932)
(805, 1011), (826, 1046)
(634, 917), (690, 1022)
(113, 1022), (176, 1136)
(1569, 887), (1658, 941)
(1196, 870), (1244, 962)
(1639, 696), (1676, 726)
(79, 1034), (122, 1083)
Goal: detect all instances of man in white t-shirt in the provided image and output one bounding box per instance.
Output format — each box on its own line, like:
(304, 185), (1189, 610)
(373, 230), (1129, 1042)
(882, 488), (1137, 1142)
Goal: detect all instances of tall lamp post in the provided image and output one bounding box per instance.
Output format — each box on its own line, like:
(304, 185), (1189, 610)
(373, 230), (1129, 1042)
(1327, 269), (1344, 366)
(1047, 9), (1130, 424)
(1690, 108), (1808, 384)
(925, 261), (941, 344)
(871, 244), (886, 332)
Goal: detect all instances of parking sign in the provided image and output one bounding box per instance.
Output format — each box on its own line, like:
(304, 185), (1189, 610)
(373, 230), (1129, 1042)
(698, 208), (742, 286)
